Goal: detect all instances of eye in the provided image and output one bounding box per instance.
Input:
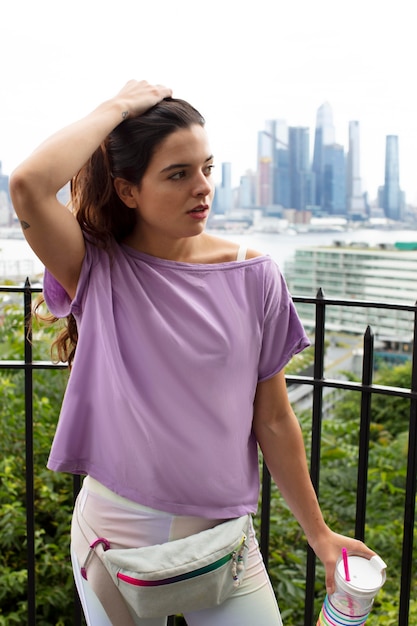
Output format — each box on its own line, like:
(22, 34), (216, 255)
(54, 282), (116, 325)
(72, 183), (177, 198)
(204, 164), (215, 176)
(169, 170), (186, 180)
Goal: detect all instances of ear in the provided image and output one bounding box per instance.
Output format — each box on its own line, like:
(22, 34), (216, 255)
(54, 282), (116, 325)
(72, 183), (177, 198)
(113, 178), (139, 209)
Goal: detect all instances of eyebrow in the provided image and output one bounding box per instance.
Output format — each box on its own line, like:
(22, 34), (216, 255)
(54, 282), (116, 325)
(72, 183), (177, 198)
(160, 155), (214, 174)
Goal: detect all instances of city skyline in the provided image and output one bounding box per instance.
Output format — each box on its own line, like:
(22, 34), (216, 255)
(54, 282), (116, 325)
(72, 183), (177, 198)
(0, 104), (409, 212)
(1, 0), (415, 202)
(235, 105), (410, 209)
(216, 104), (406, 218)
(1, 105), (406, 223)
(0, 104), (412, 216)
(208, 102), (406, 222)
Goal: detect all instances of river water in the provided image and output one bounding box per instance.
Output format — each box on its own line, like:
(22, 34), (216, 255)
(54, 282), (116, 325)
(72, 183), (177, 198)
(1, 227), (417, 281)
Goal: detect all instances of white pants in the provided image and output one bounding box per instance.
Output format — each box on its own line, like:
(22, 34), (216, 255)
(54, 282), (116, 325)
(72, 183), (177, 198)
(71, 477), (283, 626)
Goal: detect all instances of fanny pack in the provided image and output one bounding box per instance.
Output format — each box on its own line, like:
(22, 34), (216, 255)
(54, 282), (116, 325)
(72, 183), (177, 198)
(80, 511), (250, 619)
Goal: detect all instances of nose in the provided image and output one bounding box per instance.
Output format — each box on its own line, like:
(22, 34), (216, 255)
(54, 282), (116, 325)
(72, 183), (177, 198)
(192, 171), (213, 197)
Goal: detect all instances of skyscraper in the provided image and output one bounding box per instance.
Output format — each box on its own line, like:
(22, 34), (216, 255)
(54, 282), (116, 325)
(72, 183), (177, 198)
(288, 127), (314, 211)
(346, 121), (366, 217)
(312, 102), (335, 208)
(213, 162), (233, 214)
(238, 170), (257, 208)
(257, 128), (274, 206)
(322, 144), (346, 215)
(0, 161), (12, 226)
(270, 120), (290, 208)
(257, 120), (289, 207)
(383, 135), (402, 221)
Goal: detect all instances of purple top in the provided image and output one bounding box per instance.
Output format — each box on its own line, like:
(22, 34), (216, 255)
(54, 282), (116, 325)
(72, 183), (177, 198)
(43, 240), (310, 518)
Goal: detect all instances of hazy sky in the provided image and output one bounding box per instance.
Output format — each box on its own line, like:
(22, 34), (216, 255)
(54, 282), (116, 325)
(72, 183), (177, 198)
(1, 0), (416, 202)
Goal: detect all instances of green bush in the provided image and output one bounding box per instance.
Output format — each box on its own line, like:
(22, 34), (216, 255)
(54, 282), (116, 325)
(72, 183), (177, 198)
(0, 367), (74, 625)
(0, 300), (73, 625)
(263, 360), (417, 625)
(1, 297), (416, 624)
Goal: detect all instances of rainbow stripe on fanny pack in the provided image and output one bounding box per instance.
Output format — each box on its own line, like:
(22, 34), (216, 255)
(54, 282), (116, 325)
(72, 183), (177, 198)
(117, 539), (246, 588)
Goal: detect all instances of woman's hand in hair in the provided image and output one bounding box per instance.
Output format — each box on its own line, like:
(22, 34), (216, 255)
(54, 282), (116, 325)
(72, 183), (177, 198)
(9, 79), (172, 299)
(113, 80), (173, 120)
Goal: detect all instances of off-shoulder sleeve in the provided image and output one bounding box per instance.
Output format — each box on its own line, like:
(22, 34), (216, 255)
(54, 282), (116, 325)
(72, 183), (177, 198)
(258, 260), (310, 381)
(43, 241), (95, 318)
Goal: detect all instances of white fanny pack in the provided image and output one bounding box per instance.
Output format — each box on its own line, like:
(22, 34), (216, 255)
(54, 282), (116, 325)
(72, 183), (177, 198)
(79, 507), (250, 619)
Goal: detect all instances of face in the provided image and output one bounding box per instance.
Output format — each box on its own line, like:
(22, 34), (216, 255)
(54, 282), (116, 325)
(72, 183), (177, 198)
(117, 124), (215, 244)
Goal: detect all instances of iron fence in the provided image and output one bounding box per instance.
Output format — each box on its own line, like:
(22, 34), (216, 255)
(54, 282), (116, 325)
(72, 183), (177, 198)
(0, 281), (416, 625)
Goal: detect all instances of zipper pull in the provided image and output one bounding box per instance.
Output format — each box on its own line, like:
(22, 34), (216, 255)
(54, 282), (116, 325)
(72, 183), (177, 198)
(232, 535), (248, 588)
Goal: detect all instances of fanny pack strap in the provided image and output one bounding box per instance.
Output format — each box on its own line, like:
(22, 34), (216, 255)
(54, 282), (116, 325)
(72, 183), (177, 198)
(72, 494), (139, 626)
(73, 494), (110, 580)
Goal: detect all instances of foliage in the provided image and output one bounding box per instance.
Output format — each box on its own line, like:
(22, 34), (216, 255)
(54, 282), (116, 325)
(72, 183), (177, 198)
(262, 359), (417, 625)
(286, 344), (315, 375)
(1, 295), (416, 624)
(0, 299), (73, 625)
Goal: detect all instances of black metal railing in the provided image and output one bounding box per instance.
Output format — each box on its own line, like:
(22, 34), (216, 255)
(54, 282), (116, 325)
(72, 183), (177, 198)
(1, 281), (416, 625)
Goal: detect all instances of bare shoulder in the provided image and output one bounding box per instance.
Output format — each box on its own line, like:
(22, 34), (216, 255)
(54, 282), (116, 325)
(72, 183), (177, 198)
(245, 247), (264, 259)
(202, 233), (265, 262)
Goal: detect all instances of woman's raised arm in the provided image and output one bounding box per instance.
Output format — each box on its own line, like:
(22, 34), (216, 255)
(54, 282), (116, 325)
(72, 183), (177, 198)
(10, 80), (172, 298)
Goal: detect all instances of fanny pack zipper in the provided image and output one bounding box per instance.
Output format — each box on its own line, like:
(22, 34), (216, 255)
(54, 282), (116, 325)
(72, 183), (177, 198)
(117, 535), (247, 588)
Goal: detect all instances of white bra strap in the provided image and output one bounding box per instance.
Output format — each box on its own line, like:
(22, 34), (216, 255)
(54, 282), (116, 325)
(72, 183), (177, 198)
(236, 245), (247, 261)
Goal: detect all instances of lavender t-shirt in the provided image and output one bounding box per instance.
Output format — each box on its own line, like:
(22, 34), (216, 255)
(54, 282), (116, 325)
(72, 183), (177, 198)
(44, 240), (310, 518)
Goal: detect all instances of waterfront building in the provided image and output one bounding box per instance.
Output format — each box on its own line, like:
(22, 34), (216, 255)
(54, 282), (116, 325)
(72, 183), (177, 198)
(346, 121), (366, 218)
(382, 135), (403, 221)
(286, 241), (417, 341)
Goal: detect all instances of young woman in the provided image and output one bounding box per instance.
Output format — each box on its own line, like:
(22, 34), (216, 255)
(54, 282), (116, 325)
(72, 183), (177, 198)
(10, 80), (374, 626)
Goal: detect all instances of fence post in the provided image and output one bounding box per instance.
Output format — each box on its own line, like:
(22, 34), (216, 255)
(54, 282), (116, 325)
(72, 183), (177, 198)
(260, 461), (271, 570)
(304, 288), (326, 625)
(399, 303), (417, 626)
(355, 325), (374, 541)
(24, 278), (36, 625)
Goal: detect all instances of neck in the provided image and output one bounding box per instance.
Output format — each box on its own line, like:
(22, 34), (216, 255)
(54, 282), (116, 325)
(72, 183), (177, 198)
(122, 232), (208, 263)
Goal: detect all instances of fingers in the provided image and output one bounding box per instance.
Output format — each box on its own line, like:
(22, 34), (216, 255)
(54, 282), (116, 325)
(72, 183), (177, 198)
(128, 79), (172, 99)
(343, 536), (376, 560)
(315, 532), (377, 596)
(115, 80), (173, 118)
(155, 83), (173, 98)
(325, 568), (335, 596)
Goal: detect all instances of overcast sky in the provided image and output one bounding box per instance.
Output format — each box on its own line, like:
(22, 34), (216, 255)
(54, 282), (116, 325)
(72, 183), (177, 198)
(1, 0), (416, 203)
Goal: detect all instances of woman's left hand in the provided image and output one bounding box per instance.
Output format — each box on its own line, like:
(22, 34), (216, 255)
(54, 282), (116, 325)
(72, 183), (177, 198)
(309, 528), (376, 594)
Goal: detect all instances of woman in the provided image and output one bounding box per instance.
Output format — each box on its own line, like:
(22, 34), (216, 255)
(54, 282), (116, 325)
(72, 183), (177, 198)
(10, 80), (373, 626)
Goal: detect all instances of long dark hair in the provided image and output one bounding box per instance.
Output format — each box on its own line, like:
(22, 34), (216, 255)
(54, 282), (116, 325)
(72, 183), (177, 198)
(41, 97), (205, 365)
(72, 97), (205, 246)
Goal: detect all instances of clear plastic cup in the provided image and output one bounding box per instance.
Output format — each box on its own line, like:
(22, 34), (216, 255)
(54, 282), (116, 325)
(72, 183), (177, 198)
(317, 553), (387, 625)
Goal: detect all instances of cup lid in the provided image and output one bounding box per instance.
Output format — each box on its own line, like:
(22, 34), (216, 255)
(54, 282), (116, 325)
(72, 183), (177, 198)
(336, 555), (387, 595)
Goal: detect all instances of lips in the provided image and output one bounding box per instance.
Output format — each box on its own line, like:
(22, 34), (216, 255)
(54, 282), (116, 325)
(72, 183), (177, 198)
(187, 205), (209, 220)
(188, 204), (209, 213)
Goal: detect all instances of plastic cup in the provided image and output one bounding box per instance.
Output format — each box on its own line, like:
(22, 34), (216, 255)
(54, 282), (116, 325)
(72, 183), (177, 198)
(317, 553), (387, 625)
